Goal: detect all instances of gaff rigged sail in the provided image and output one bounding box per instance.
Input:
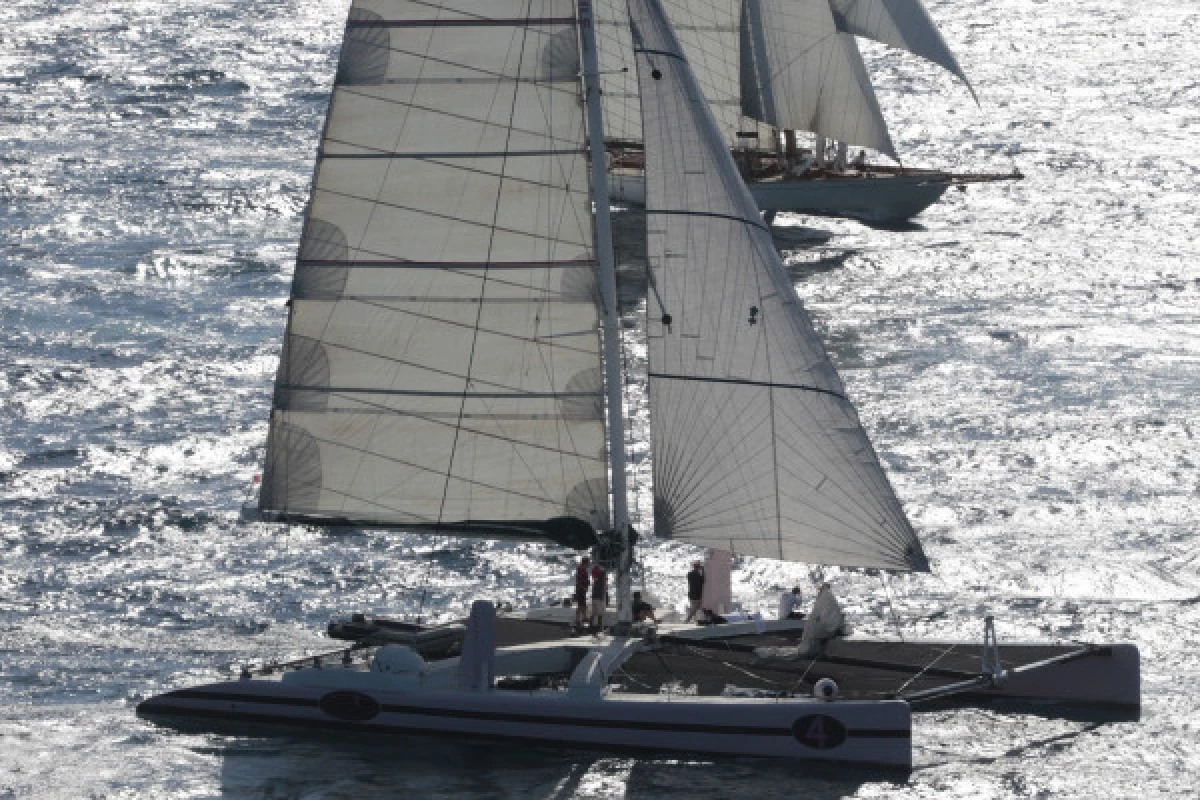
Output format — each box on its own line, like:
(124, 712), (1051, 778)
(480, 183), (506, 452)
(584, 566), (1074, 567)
(829, 0), (976, 101)
(741, 0), (896, 157)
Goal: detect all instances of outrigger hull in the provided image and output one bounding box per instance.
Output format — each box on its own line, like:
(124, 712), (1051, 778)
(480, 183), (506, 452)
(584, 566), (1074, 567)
(137, 678), (913, 769)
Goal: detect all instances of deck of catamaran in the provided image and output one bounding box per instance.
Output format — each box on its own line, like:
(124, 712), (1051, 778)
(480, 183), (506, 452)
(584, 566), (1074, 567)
(322, 612), (1139, 717)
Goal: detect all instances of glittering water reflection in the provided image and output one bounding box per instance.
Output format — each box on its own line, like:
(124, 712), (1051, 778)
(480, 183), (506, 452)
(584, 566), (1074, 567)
(1, 0), (1198, 797)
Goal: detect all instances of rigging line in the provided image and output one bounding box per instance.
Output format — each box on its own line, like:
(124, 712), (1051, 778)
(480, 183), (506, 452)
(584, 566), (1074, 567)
(648, 239), (761, 508)
(681, 644), (788, 689)
(314, 186), (582, 243)
(772, 403), (903, 507)
(653, 377), (776, 531)
(326, 156), (590, 197)
(881, 572), (907, 643)
(652, 233), (765, 521)
(893, 644), (957, 696)
(650, 350), (773, 534)
(786, 652), (822, 695)
(774, 428), (918, 548)
(346, 297), (596, 355)
(611, 666), (656, 692)
(288, 421), (591, 513)
(770, 417), (915, 541)
(435, 11), (534, 527)
(748, 332), (914, 541)
(771, 455), (913, 542)
(413, 543), (438, 626)
(739, 224), (786, 557)
(497, 20), (605, 524)
(621, 331), (646, 527)
(637, 9), (749, 528)
(323, 4), (452, 511)
(645, 266), (670, 320)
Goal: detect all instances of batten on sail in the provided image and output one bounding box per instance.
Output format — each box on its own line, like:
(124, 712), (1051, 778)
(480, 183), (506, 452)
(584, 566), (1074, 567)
(260, 1), (610, 546)
(741, 0), (896, 158)
(630, 0), (927, 571)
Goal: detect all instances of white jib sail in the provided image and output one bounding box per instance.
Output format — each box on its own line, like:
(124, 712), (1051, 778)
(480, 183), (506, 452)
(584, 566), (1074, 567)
(741, 0), (896, 158)
(629, 0), (927, 571)
(260, 0), (610, 546)
(828, 0), (976, 101)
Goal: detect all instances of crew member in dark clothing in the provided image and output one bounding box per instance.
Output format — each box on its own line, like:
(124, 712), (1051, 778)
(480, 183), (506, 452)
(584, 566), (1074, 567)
(685, 561), (705, 622)
(589, 563), (608, 630)
(632, 591), (657, 624)
(574, 556), (591, 629)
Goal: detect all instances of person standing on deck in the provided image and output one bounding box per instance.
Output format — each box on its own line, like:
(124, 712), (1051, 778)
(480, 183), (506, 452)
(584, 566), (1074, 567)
(573, 556), (591, 630)
(589, 563), (608, 631)
(685, 561), (705, 622)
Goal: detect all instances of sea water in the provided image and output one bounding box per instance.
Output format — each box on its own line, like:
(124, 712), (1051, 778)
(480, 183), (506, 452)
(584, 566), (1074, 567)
(1, 1), (1197, 797)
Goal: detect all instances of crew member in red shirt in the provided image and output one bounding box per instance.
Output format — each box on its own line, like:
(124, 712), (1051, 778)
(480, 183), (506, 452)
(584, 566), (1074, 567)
(573, 556), (591, 630)
(589, 563), (608, 630)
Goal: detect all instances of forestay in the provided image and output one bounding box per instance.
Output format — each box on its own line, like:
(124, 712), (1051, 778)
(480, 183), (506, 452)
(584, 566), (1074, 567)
(630, 0), (927, 570)
(741, 0), (896, 158)
(260, 0), (608, 547)
(829, 0), (975, 100)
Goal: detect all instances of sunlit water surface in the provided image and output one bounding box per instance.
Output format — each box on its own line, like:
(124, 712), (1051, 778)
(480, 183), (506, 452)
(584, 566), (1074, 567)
(1, 0), (1197, 797)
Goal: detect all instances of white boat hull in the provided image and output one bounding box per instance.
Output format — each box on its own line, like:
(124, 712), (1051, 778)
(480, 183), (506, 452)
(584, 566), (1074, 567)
(610, 171), (952, 222)
(138, 678), (912, 769)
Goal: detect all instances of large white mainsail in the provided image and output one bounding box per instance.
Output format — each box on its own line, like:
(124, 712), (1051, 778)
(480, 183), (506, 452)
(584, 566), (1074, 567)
(741, 0), (896, 158)
(630, 0), (927, 570)
(260, 0), (610, 548)
(829, 0), (975, 100)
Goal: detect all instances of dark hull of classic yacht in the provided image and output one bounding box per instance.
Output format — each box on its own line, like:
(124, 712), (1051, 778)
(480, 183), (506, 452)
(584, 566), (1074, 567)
(609, 170), (953, 222)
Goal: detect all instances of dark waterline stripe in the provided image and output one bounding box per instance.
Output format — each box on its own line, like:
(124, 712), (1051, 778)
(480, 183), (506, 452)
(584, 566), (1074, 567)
(145, 691), (909, 739)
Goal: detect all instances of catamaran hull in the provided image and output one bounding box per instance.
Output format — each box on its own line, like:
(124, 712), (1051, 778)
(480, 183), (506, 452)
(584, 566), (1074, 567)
(138, 681), (912, 768)
(609, 172), (951, 222)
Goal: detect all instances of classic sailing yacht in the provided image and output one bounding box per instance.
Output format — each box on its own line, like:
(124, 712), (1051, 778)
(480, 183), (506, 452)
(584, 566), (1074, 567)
(138, 0), (1137, 769)
(603, 0), (1021, 221)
